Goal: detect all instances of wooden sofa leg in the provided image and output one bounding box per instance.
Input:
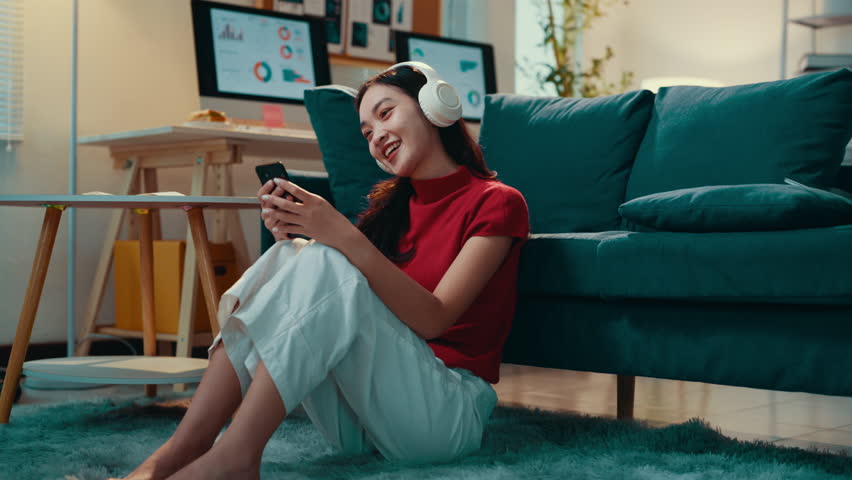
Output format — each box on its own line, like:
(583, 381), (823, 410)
(617, 375), (635, 420)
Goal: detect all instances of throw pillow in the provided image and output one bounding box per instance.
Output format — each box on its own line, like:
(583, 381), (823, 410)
(304, 85), (390, 223)
(625, 68), (852, 202)
(478, 91), (655, 233)
(618, 183), (852, 232)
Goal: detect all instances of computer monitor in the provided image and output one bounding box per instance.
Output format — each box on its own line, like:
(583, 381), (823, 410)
(395, 32), (497, 122)
(191, 0), (331, 126)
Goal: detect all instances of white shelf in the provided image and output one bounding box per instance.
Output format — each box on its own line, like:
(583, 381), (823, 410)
(22, 356), (207, 385)
(790, 14), (852, 29)
(782, 2), (852, 78)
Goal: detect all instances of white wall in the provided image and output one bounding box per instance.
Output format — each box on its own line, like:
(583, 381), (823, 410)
(516, 0), (852, 95)
(0, 0), (515, 346)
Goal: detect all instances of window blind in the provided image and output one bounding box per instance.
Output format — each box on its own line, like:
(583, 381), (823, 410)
(0, 0), (22, 148)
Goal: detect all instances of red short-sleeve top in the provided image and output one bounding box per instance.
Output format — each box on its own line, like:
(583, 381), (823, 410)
(395, 165), (530, 383)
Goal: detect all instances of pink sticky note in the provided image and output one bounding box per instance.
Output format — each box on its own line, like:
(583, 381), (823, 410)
(262, 104), (286, 127)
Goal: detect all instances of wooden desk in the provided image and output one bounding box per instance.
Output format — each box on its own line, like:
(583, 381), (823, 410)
(77, 124), (319, 361)
(0, 195), (259, 423)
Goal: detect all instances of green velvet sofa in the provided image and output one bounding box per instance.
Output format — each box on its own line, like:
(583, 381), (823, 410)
(262, 69), (852, 420)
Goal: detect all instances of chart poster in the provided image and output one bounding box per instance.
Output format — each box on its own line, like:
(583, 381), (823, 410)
(345, 0), (412, 61)
(277, 0), (346, 55)
(210, 7), (318, 100)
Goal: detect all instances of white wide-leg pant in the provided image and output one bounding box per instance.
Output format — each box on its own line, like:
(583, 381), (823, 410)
(209, 239), (497, 462)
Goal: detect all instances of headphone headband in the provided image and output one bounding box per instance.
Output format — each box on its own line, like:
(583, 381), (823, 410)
(385, 61), (442, 85)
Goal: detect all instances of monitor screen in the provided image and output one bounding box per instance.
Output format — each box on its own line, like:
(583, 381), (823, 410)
(191, 0), (331, 105)
(395, 32), (497, 122)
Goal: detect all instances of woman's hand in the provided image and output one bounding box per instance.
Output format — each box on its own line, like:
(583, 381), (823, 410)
(257, 179), (292, 242)
(261, 177), (359, 251)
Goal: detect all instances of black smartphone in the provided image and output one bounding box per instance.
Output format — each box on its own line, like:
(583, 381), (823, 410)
(255, 161), (297, 202)
(255, 161), (290, 186)
(255, 162), (305, 240)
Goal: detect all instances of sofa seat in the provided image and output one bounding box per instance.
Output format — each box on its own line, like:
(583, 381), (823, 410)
(518, 232), (625, 297)
(520, 226), (852, 304)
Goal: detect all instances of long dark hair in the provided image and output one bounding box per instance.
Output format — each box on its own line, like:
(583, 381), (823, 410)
(354, 66), (495, 262)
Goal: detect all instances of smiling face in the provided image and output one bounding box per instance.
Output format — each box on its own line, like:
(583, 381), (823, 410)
(358, 83), (454, 179)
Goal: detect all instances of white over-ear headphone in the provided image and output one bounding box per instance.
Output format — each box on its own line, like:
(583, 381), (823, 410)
(372, 61), (463, 174)
(384, 61), (463, 128)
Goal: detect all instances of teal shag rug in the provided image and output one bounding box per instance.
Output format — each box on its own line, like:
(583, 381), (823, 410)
(1, 398), (851, 480)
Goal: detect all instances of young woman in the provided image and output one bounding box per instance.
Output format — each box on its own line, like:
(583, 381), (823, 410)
(114, 63), (529, 480)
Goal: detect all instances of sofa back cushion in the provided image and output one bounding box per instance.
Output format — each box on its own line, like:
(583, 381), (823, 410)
(478, 91), (655, 233)
(625, 68), (852, 201)
(304, 85), (391, 222)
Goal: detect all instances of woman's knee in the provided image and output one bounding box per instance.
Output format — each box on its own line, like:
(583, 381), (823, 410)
(293, 242), (364, 284)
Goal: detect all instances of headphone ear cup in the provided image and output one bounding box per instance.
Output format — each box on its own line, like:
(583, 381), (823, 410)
(419, 100), (444, 128)
(418, 80), (462, 127)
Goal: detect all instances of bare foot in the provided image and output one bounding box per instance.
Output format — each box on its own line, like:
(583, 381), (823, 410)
(108, 438), (208, 480)
(166, 450), (260, 480)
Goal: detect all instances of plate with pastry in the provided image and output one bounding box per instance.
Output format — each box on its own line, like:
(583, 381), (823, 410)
(183, 108), (232, 128)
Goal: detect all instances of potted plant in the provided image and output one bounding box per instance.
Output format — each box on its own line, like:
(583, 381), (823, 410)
(520, 0), (634, 98)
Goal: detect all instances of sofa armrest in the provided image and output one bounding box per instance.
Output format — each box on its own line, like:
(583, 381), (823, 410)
(260, 169), (333, 255)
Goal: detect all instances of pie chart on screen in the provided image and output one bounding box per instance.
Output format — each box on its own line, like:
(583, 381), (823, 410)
(280, 45), (293, 59)
(254, 61), (272, 82)
(278, 26), (291, 41)
(467, 90), (481, 107)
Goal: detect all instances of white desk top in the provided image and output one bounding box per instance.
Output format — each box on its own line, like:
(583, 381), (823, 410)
(78, 123), (317, 146)
(0, 194), (260, 209)
(78, 123), (321, 159)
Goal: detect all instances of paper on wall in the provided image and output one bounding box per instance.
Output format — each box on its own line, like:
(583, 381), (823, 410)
(392, 0), (412, 31)
(275, 0), (305, 15)
(303, 0), (325, 16)
(317, 0), (347, 55)
(278, 0), (346, 55)
(345, 0), (412, 62)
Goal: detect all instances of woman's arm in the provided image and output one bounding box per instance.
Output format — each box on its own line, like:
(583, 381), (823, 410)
(262, 178), (513, 339)
(344, 232), (512, 339)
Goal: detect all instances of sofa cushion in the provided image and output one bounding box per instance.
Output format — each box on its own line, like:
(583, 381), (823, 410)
(618, 183), (852, 232)
(596, 227), (852, 304)
(625, 68), (852, 202)
(304, 85), (391, 223)
(479, 91), (655, 233)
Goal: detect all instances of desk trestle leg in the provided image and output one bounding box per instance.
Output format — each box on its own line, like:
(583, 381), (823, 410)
(76, 158), (140, 356)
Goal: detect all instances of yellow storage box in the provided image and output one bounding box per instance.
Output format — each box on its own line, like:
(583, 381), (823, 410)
(113, 240), (240, 335)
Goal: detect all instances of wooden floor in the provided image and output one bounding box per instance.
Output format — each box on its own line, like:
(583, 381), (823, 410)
(17, 363), (852, 455)
(494, 364), (852, 455)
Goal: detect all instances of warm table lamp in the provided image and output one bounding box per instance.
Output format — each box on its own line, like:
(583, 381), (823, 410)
(639, 76), (726, 93)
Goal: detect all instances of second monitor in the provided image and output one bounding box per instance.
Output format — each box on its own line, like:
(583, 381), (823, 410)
(395, 32), (497, 122)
